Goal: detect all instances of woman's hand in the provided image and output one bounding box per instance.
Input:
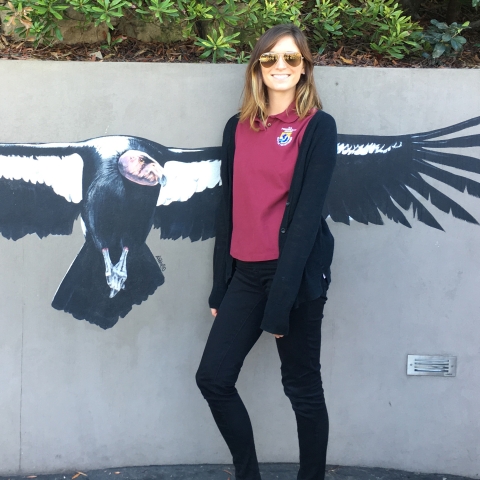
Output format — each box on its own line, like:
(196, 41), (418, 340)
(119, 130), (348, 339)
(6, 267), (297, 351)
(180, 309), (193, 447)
(210, 307), (280, 335)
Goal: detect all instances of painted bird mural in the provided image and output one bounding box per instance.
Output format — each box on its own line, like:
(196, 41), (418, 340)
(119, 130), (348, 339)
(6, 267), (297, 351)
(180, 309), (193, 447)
(0, 116), (479, 329)
(325, 116), (480, 230)
(0, 136), (221, 329)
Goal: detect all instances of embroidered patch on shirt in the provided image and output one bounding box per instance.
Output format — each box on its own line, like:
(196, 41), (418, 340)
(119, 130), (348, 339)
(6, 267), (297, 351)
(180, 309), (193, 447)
(277, 127), (296, 147)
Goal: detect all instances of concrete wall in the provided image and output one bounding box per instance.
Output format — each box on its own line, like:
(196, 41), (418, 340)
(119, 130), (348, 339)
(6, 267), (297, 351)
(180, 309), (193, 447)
(0, 63), (479, 477)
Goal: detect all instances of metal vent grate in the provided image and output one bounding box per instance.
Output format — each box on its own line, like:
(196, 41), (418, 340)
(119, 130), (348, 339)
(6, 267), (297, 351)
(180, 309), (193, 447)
(407, 355), (457, 377)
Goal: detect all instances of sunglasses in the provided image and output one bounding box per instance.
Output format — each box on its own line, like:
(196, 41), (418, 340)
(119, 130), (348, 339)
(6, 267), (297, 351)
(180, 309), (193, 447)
(258, 51), (304, 68)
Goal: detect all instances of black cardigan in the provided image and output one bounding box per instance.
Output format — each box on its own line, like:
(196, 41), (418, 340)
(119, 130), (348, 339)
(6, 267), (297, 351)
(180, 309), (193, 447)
(209, 110), (337, 335)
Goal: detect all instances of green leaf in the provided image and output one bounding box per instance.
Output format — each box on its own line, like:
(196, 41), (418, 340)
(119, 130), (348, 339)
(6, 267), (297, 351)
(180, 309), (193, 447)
(450, 37), (463, 51)
(432, 42), (446, 58)
(431, 19), (446, 30)
(199, 49), (212, 58)
(388, 50), (404, 59)
(55, 25), (63, 40)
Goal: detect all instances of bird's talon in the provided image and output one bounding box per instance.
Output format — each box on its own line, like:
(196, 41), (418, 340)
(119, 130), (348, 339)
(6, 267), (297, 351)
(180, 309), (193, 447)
(102, 247), (129, 298)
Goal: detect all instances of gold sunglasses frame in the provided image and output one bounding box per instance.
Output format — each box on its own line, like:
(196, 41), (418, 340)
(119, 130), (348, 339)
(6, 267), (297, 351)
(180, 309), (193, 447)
(258, 51), (304, 68)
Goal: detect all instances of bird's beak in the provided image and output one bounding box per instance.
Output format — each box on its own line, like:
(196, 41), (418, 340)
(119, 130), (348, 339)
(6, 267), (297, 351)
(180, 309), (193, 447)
(150, 161), (167, 186)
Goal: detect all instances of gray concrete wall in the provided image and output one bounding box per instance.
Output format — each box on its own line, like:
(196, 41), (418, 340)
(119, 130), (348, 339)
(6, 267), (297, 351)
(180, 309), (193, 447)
(0, 63), (479, 477)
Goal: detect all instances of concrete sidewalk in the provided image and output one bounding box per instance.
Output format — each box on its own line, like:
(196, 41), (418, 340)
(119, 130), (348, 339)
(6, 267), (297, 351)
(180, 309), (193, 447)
(0, 465), (476, 480)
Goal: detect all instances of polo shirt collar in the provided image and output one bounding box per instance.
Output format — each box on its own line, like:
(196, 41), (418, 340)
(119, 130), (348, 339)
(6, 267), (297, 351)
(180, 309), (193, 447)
(254, 101), (299, 130)
(270, 101), (299, 123)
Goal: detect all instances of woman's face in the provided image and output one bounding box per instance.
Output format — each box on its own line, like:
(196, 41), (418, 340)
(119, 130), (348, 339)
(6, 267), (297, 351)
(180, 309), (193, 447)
(260, 35), (305, 98)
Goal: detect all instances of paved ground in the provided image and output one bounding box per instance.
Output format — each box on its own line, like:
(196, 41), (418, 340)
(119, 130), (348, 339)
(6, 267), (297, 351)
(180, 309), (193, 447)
(0, 464), (476, 480)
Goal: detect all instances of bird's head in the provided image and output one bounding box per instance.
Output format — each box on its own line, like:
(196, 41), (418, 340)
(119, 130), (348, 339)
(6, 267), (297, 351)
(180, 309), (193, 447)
(118, 150), (167, 187)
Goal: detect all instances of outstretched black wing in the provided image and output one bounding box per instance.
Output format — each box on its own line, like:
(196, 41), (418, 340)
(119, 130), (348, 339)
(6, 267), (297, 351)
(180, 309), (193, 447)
(3, 117), (479, 244)
(152, 146), (222, 242)
(324, 116), (480, 230)
(0, 143), (86, 240)
(0, 136), (222, 244)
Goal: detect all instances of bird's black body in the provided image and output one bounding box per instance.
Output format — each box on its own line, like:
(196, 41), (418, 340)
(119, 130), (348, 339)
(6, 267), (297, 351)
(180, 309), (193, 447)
(52, 151), (165, 329)
(84, 153), (161, 251)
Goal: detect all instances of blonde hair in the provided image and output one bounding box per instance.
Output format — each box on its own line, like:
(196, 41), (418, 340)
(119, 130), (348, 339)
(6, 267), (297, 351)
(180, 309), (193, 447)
(239, 24), (322, 130)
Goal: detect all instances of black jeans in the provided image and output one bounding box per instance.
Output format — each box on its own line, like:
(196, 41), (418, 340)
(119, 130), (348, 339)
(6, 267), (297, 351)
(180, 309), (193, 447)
(196, 260), (329, 480)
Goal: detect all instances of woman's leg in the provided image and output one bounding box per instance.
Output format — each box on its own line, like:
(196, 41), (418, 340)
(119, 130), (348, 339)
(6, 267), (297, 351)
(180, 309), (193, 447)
(275, 296), (329, 480)
(196, 264), (269, 480)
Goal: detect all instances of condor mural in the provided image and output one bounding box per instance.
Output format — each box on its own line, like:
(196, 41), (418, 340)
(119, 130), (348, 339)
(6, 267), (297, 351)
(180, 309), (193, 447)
(0, 137), (222, 329)
(0, 116), (479, 329)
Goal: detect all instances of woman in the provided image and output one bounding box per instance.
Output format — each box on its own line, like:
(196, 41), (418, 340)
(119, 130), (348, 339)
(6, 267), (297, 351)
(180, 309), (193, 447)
(196, 24), (337, 480)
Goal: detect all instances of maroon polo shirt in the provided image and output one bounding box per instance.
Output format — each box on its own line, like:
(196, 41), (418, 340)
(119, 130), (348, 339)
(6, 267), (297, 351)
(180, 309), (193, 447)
(230, 105), (316, 261)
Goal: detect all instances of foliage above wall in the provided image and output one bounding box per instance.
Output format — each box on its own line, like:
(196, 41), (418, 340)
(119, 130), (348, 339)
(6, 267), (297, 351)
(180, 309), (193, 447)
(0, 0), (478, 64)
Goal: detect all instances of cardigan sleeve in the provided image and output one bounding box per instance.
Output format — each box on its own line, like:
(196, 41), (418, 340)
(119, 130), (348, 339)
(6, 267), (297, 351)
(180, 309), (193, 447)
(260, 112), (337, 335)
(208, 116), (237, 309)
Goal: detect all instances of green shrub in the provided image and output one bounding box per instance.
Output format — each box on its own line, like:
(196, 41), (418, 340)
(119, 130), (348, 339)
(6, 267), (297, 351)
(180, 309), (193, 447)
(361, 0), (423, 59)
(304, 0), (344, 51)
(421, 19), (469, 60)
(0, 0), (425, 59)
(194, 27), (239, 62)
(304, 0), (422, 58)
(1, 0), (69, 46)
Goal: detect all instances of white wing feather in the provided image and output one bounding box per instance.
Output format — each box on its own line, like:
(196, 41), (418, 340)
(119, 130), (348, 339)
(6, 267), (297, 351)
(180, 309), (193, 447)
(337, 142), (402, 156)
(0, 154), (83, 203)
(157, 160), (221, 206)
